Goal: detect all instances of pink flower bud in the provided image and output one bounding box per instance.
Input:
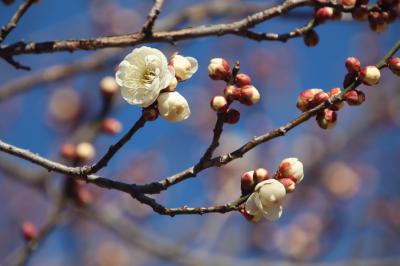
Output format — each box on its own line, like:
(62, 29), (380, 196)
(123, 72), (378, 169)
(234, 73), (251, 87)
(316, 108), (337, 129)
(210, 96), (228, 113)
(359, 65), (381, 85)
(224, 108), (240, 124)
(239, 85), (260, 106)
(328, 87), (345, 111)
(315, 7), (334, 23)
(345, 57), (361, 73)
(340, 0), (357, 7)
(241, 170), (255, 195)
(60, 143), (76, 161)
(314, 91), (329, 104)
(76, 142), (96, 162)
(303, 30), (319, 47)
(368, 12), (388, 33)
(279, 178), (296, 193)
(101, 118), (122, 135)
(387, 57), (400, 76)
(296, 88), (324, 111)
(343, 90), (366, 105)
(21, 222), (38, 242)
(208, 58), (230, 80)
(343, 72), (358, 88)
(100, 76), (119, 98)
(223, 85), (241, 101)
(253, 168), (269, 183)
(277, 158), (304, 184)
(142, 105), (159, 121)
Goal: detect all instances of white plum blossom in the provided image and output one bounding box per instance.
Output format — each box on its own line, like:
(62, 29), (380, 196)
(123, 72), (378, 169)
(169, 53), (198, 81)
(245, 179), (286, 221)
(116, 46), (174, 107)
(157, 92), (191, 122)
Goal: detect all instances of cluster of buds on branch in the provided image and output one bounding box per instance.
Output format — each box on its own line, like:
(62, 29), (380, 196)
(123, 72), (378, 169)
(240, 158), (304, 222)
(115, 47), (198, 122)
(208, 58), (260, 124)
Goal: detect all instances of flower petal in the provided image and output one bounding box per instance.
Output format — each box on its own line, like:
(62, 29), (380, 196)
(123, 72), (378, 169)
(186, 56), (198, 74)
(261, 203), (283, 221)
(244, 193), (261, 216)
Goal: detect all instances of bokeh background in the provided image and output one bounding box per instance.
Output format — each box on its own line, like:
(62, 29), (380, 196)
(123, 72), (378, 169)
(0, 0), (400, 265)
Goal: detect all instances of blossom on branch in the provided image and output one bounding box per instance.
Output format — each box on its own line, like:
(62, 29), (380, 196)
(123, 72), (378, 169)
(157, 91), (191, 122)
(116, 46), (175, 107)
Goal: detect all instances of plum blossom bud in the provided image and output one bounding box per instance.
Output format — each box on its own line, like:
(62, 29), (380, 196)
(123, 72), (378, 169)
(316, 108), (337, 129)
(341, 0), (357, 7)
(328, 87), (345, 110)
(277, 157), (304, 184)
(157, 92), (191, 122)
(239, 85), (260, 106)
(314, 91), (329, 104)
(163, 76), (178, 92)
(235, 73), (251, 87)
(345, 57), (361, 73)
(241, 170), (255, 195)
(253, 168), (269, 184)
(315, 7), (334, 23)
(224, 85), (241, 101)
(279, 178), (296, 193)
(296, 88), (324, 111)
(387, 57), (400, 76)
(101, 118), (122, 135)
(343, 90), (366, 105)
(239, 205), (261, 222)
(359, 65), (381, 85)
(208, 58), (230, 80)
(368, 12), (388, 33)
(76, 142), (96, 162)
(169, 53), (198, 81)
(21, 222), (38, 241)
(100, 76), (119, 98)
(303, 30), (319, 47)
(142, 105), (159, 121)
(60, 143), (76, 161)
(75, 184), (93, 206)
(343, 72), (357, 88)
(244, 179), (286, 221)
(210, 96), (228, 113)
(224, 109), (240, 124)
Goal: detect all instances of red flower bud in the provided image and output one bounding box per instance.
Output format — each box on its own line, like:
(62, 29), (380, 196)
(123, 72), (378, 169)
(343, 90), (366, 105)
(303, 30), (319, 47)
(315, 7), (334, 23)
(223, 85), (240, 101)
(387, 57), (400, 76)
(239, 85), (260, 106)
(279, 178), (296, 193)
(21, 222), (38, 242)
(253, 168), (269, 183)
(60, 143), (76, 161)
(210, 96), (229, 113)
(234, 73), (251, 87)
(101, 118), (122, 135)
(241, 170), (255, 195)
(208, 58), (231, 80)
(316, 108), (337, 129)
(345, 57), (361, 73)
(224, 109), (240, 124)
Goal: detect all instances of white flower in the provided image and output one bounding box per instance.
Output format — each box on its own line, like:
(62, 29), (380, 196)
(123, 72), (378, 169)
(277, 157), (304, 184)
(244, 179), (286, 221)
(157, 91), (190, 122)
(116, 46), (174, 107)
(169, 53), (198, 81)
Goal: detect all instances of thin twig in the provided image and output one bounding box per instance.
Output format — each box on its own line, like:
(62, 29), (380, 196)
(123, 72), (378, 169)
(142, 0), (165, 35)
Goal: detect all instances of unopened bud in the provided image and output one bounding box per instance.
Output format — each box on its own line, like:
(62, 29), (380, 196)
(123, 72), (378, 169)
(235, 73), (251, 87)
(277, 157), (304, 184)
(101, 118), (122, 135)
(343, 72), (358, 88)
(208, 58), (231, 80)
(21, 222), (37, 242)
(76, 142), (96, 162)
(368, 11), (388, 33)
(163, 76), (178, 92)
(253, 168), (269, 183)
(387, 57), (400, 76)
(169, 53), (198, 81)
(341, 0), (357, 7)
(345, 57), (361, 73)
(296, 88), (324, 112)
(224, 85), (241, 101)
(359, 65), (381, 85)
(352, 6), (369, 21)
(343, 90), (366, 105)
(316, 108), (337, 129)
(239, 205), (261, 223)
(241, 170), (255, 195)
(314, 91), (329, 104)
(315, 7), (334, 23)
(303, 30), (319, 47)
(328, 87), (345, 110)
(210, 96), (228, 113)
(224, 109), (240, 124)
(60, 143), (76, 161)
(279, 178), (296, 193)
(142, 105), (159, 121)
(239, 85), (260, 106)
(100, 76), (119, 98)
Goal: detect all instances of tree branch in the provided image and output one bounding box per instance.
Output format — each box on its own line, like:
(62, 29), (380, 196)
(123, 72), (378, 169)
(142, 0), (165, 35)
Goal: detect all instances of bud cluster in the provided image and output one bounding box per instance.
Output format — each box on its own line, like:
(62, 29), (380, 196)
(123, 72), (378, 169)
(208, 58), (261, 125)
(240, 157), (305, 222)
